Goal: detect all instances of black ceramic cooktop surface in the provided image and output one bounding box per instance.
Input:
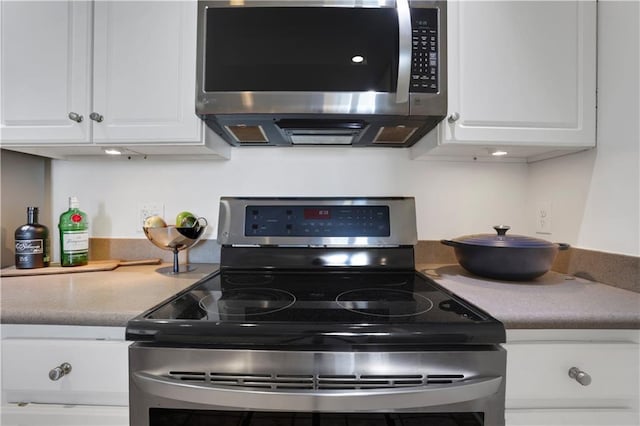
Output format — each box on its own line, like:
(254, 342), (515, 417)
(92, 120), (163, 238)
(126, 270), (505, 348)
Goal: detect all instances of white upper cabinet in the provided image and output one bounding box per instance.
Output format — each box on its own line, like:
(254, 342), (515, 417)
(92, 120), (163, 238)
(91, 1), (200, 144)
(412, 0), (597, 162)
(0, 0), (229, 159)
(0, 1), (92, 144)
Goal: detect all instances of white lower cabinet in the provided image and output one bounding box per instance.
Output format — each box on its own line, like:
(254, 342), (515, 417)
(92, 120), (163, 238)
(1, 325), (129, 426)
(2, 326), (638, 426)
(1, 404), (129, 426)
(504, 330), (640, 426)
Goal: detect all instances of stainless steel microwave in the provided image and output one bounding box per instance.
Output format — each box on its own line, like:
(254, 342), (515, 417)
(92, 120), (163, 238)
(196, 0), (447, 147)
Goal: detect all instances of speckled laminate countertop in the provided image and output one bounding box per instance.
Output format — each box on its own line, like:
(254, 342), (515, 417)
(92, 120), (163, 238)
(1, 263), (638, 329)
(0, 263), (218, 327)
(417, 264), (640, 329)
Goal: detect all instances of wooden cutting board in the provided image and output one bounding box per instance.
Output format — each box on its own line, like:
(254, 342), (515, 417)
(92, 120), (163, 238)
(0, 258), (161, 277)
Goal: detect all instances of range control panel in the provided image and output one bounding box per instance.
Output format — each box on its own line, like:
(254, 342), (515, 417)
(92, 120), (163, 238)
(245, 205), (391, 237)
(410, 8), (439, 93)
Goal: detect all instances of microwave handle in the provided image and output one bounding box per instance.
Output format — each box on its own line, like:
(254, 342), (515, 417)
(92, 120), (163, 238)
(396, 0), (411, 104)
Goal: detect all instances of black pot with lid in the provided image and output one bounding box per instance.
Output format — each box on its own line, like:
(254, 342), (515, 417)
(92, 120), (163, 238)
(441, 226), (570, 281)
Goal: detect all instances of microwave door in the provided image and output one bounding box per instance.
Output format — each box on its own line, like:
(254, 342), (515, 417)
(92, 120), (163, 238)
(198, 4), (409, 116)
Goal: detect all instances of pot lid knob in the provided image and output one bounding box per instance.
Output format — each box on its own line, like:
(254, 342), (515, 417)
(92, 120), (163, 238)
(493, 225), (511, 236)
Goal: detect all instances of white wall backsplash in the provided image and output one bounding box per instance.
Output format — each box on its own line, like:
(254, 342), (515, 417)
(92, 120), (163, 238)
(43, 1), (640, 260)
(0, 150), (50, 268)
(50, 147), (528, 249)
(527, 1), (639, 256)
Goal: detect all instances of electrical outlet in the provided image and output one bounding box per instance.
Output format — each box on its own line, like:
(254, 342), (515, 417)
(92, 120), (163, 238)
(536, 202), (552, 234)
(138, 203), (164, 232)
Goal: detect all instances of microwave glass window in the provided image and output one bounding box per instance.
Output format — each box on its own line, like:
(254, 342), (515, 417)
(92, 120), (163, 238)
(204, 7), (399, 92)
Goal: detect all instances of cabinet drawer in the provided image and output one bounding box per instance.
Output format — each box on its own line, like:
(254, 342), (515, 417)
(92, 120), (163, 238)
(1, 339), (130, 406)
(1, 403), (129, 426)
(505, 341), (639, 409)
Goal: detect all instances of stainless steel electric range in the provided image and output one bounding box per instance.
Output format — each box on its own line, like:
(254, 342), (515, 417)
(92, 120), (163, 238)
(126, 197), (506, 426)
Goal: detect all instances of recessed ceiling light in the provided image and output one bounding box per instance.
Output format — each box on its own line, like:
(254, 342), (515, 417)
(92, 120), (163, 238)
(351, 55), (365, 64)
(490, 149), (508, 156)
(104, 148), (122, 155)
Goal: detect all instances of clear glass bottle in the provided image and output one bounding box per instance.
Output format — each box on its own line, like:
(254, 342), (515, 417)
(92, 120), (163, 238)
(58, 197), (89, 267)
(15, 207), (50, 269)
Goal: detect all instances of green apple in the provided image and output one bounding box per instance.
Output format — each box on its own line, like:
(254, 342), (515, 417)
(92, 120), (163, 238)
(176, 211), (197, 228)
(144, 215), (167, 228)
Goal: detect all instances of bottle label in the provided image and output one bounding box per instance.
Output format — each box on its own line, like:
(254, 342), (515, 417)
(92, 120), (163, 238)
(62, 231), (89, 253)
(15, 239), (44, 254)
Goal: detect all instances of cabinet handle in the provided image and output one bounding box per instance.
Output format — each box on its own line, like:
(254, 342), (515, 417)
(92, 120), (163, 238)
(49, 362), (72, 381)
(568, 367), (591, 386)
(448, 112), (460, 123)
(89, 112), (104, 123)
(68, 112), (83, 123)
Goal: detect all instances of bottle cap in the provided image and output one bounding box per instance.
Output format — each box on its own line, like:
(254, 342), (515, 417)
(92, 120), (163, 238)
(69, 197), (79, 209)
(27, 207), (39, 223)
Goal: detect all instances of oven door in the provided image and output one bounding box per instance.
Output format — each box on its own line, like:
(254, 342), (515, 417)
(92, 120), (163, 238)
(196, 0), (446, 117)
(129, 345), (506, 426)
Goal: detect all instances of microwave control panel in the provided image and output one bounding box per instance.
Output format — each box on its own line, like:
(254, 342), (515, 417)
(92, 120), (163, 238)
(410, 8), (439, 93)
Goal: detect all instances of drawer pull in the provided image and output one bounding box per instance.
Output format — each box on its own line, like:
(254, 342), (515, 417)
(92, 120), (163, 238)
(68, 112), (83, 123)
(49, 362), (72, 381)
(568, 367), (591, 386)
(89, 112), (104, 123)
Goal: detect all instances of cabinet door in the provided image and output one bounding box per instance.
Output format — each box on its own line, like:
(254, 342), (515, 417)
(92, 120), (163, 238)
(504, 339), (640, 425)
(0, 1), (92, 144)
(505, 341), (639, 409)
(92, 0), (201, 144)
(445, 0), (596, 147)
(2, 338), (130, 406)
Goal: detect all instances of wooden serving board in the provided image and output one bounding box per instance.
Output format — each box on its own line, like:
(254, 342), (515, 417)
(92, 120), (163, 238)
(0, 259), (161, 277)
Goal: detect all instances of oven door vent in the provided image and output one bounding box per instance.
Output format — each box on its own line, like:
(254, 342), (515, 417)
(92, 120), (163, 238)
(168, 372), (467, 390)
(168, 371), (207, 382)
(174, 372), (316, 390)
(317, 374), (426, 390)
(426, 374), (465, 384)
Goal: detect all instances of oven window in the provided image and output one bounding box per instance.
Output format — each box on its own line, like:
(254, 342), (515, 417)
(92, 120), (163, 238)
(150, 409), (484, 425)
(204, 7), (398, 92)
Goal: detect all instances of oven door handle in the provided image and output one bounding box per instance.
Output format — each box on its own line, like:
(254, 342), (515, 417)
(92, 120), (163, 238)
(133, 372), (502, 411)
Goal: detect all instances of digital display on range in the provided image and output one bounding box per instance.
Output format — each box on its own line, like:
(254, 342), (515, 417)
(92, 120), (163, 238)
(245, 205), (390, 237)
(304, 208), (331, 220)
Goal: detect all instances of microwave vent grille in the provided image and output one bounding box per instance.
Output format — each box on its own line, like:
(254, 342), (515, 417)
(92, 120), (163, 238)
(225, 125), (269, 143)
(373, 126), (418, 144)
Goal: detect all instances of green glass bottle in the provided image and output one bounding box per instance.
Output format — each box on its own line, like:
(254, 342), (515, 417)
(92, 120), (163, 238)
(58, 197), (89, 266)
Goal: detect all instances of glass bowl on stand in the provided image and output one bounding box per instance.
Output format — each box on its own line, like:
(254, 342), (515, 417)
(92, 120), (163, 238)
(143, 217), (207, 274)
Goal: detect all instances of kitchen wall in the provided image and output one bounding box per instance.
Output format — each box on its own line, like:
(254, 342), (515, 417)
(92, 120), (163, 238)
(13, 0), (640, 262)
(0, 150), (50, 268)
(527, 0), (639, 257)
(49, 149), (529, 262)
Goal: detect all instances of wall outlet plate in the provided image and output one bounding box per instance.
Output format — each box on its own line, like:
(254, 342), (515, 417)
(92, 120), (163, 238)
(535, 201), (552, 234)
(138, 203), (164, 232)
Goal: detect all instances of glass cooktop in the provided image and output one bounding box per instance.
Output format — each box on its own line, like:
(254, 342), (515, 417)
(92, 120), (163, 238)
(126, 270), (505, 348)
